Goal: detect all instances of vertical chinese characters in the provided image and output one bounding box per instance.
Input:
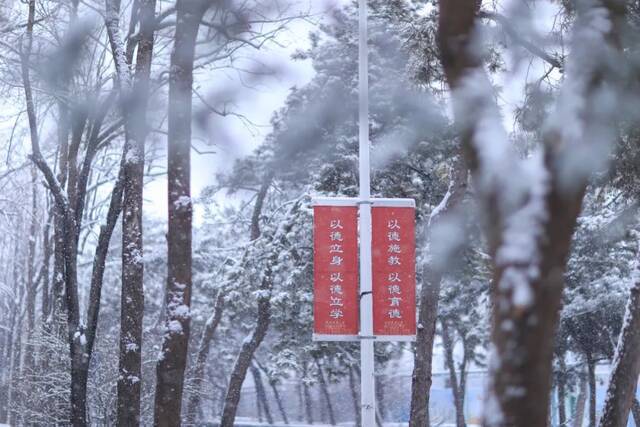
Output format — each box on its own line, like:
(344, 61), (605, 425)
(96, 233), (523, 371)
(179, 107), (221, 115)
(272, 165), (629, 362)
(372, 206), (416, 337)
(387, 219), (403, 320)
(329, 219), (344, 319)
(313, 204), (359, 337)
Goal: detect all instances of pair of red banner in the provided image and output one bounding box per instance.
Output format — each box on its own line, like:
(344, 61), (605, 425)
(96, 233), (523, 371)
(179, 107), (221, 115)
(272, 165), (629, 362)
(313, 198), (416, 341)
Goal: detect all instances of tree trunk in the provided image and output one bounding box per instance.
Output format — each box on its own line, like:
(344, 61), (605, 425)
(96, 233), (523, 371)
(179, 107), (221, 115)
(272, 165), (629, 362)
(296, 382), (304, 422)
(459, 344), (468, 426)
(25, 165), (38, 372)
(302, 362), (314, 425)
(187, 170), (271, 423)
(588, 357), (597, 427)
(185, 292), (225, 423)
(269, 379), (289, 424)
(40, 209), (53, 323)
(251, 364), (274, 425)
(558, 382), (567, 427)
(376, 374), (386, 422)
(20, 0), (39, 378)
(442, 321), (466, 427)
(51, 101), (69, 333)
(409, 264), (440, 427)
(0, 234), (8, 422)
(574, 373), (588, 427)
(631, 398), (640, 427)
(255, 360), (290, 425)
(219, 291), (271, 427)
(6, 239), (21, 425)
(316, 359), (336, 425)
(153, 1), (207, 425)
(70, 357), (89, 427)
(349, 367), (361, 427)
(557, 355), (567, 427)
(104, 0), (157, 422)
(410, 155), (467, 427)
(65, 211), (86, 427)
(22, 0), (91, 423)
(256, 383), (264, 422)
(0, 300), (8, 422)
(375, 409), (384, 427)
(435, 1), (627, 426)
(51, 208), (67, 332)
(218, 177), (284, 427)
(599, 276), (640, 427)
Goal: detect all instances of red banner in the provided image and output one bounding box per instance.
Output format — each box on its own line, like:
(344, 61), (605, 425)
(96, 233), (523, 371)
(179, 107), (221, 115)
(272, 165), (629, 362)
(313, 201), (359, 339)
(372, 204), (416, 337)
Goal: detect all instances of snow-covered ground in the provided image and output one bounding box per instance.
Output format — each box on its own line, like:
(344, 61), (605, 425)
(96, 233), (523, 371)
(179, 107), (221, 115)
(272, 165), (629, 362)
(222, 420), (480, 427)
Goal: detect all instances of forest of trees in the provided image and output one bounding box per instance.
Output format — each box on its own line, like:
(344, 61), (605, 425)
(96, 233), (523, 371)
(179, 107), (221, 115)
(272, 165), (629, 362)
(1, 0), (640, 426)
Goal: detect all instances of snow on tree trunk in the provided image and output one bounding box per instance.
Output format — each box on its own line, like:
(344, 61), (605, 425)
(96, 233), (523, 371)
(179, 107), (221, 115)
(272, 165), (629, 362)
(409, 155), (467, 427)
(598, 259), (640, 427)
(21, 0), (89, 422)
(219, 177), (283, 427)
(153, 1), (207, 425)
(219, 288), (272, 427)
(104, 0), (157, 423)
(25, 165), (38, 373)
(435, 1), (629, 426)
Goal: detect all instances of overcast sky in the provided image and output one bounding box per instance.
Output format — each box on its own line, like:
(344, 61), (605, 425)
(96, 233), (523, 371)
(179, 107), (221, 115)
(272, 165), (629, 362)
(0, 0), (344, 223)
(0, 0), (561, 224)
(145, 0), (347, 222)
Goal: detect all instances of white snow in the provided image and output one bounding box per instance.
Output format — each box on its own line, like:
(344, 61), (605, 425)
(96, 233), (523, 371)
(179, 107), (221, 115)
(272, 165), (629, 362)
(174, 195), (192, 208)
(167, 320), (183, 334)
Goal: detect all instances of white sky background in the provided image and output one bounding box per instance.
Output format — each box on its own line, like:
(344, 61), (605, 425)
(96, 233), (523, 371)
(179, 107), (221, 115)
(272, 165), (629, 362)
(0, 0), (343, 223)
(145, 0), (346, 222)
(0, 0), (562, 227)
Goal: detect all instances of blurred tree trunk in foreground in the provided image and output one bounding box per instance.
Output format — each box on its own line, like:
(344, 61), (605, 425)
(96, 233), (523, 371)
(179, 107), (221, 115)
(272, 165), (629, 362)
(435, 0), (629, 425)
